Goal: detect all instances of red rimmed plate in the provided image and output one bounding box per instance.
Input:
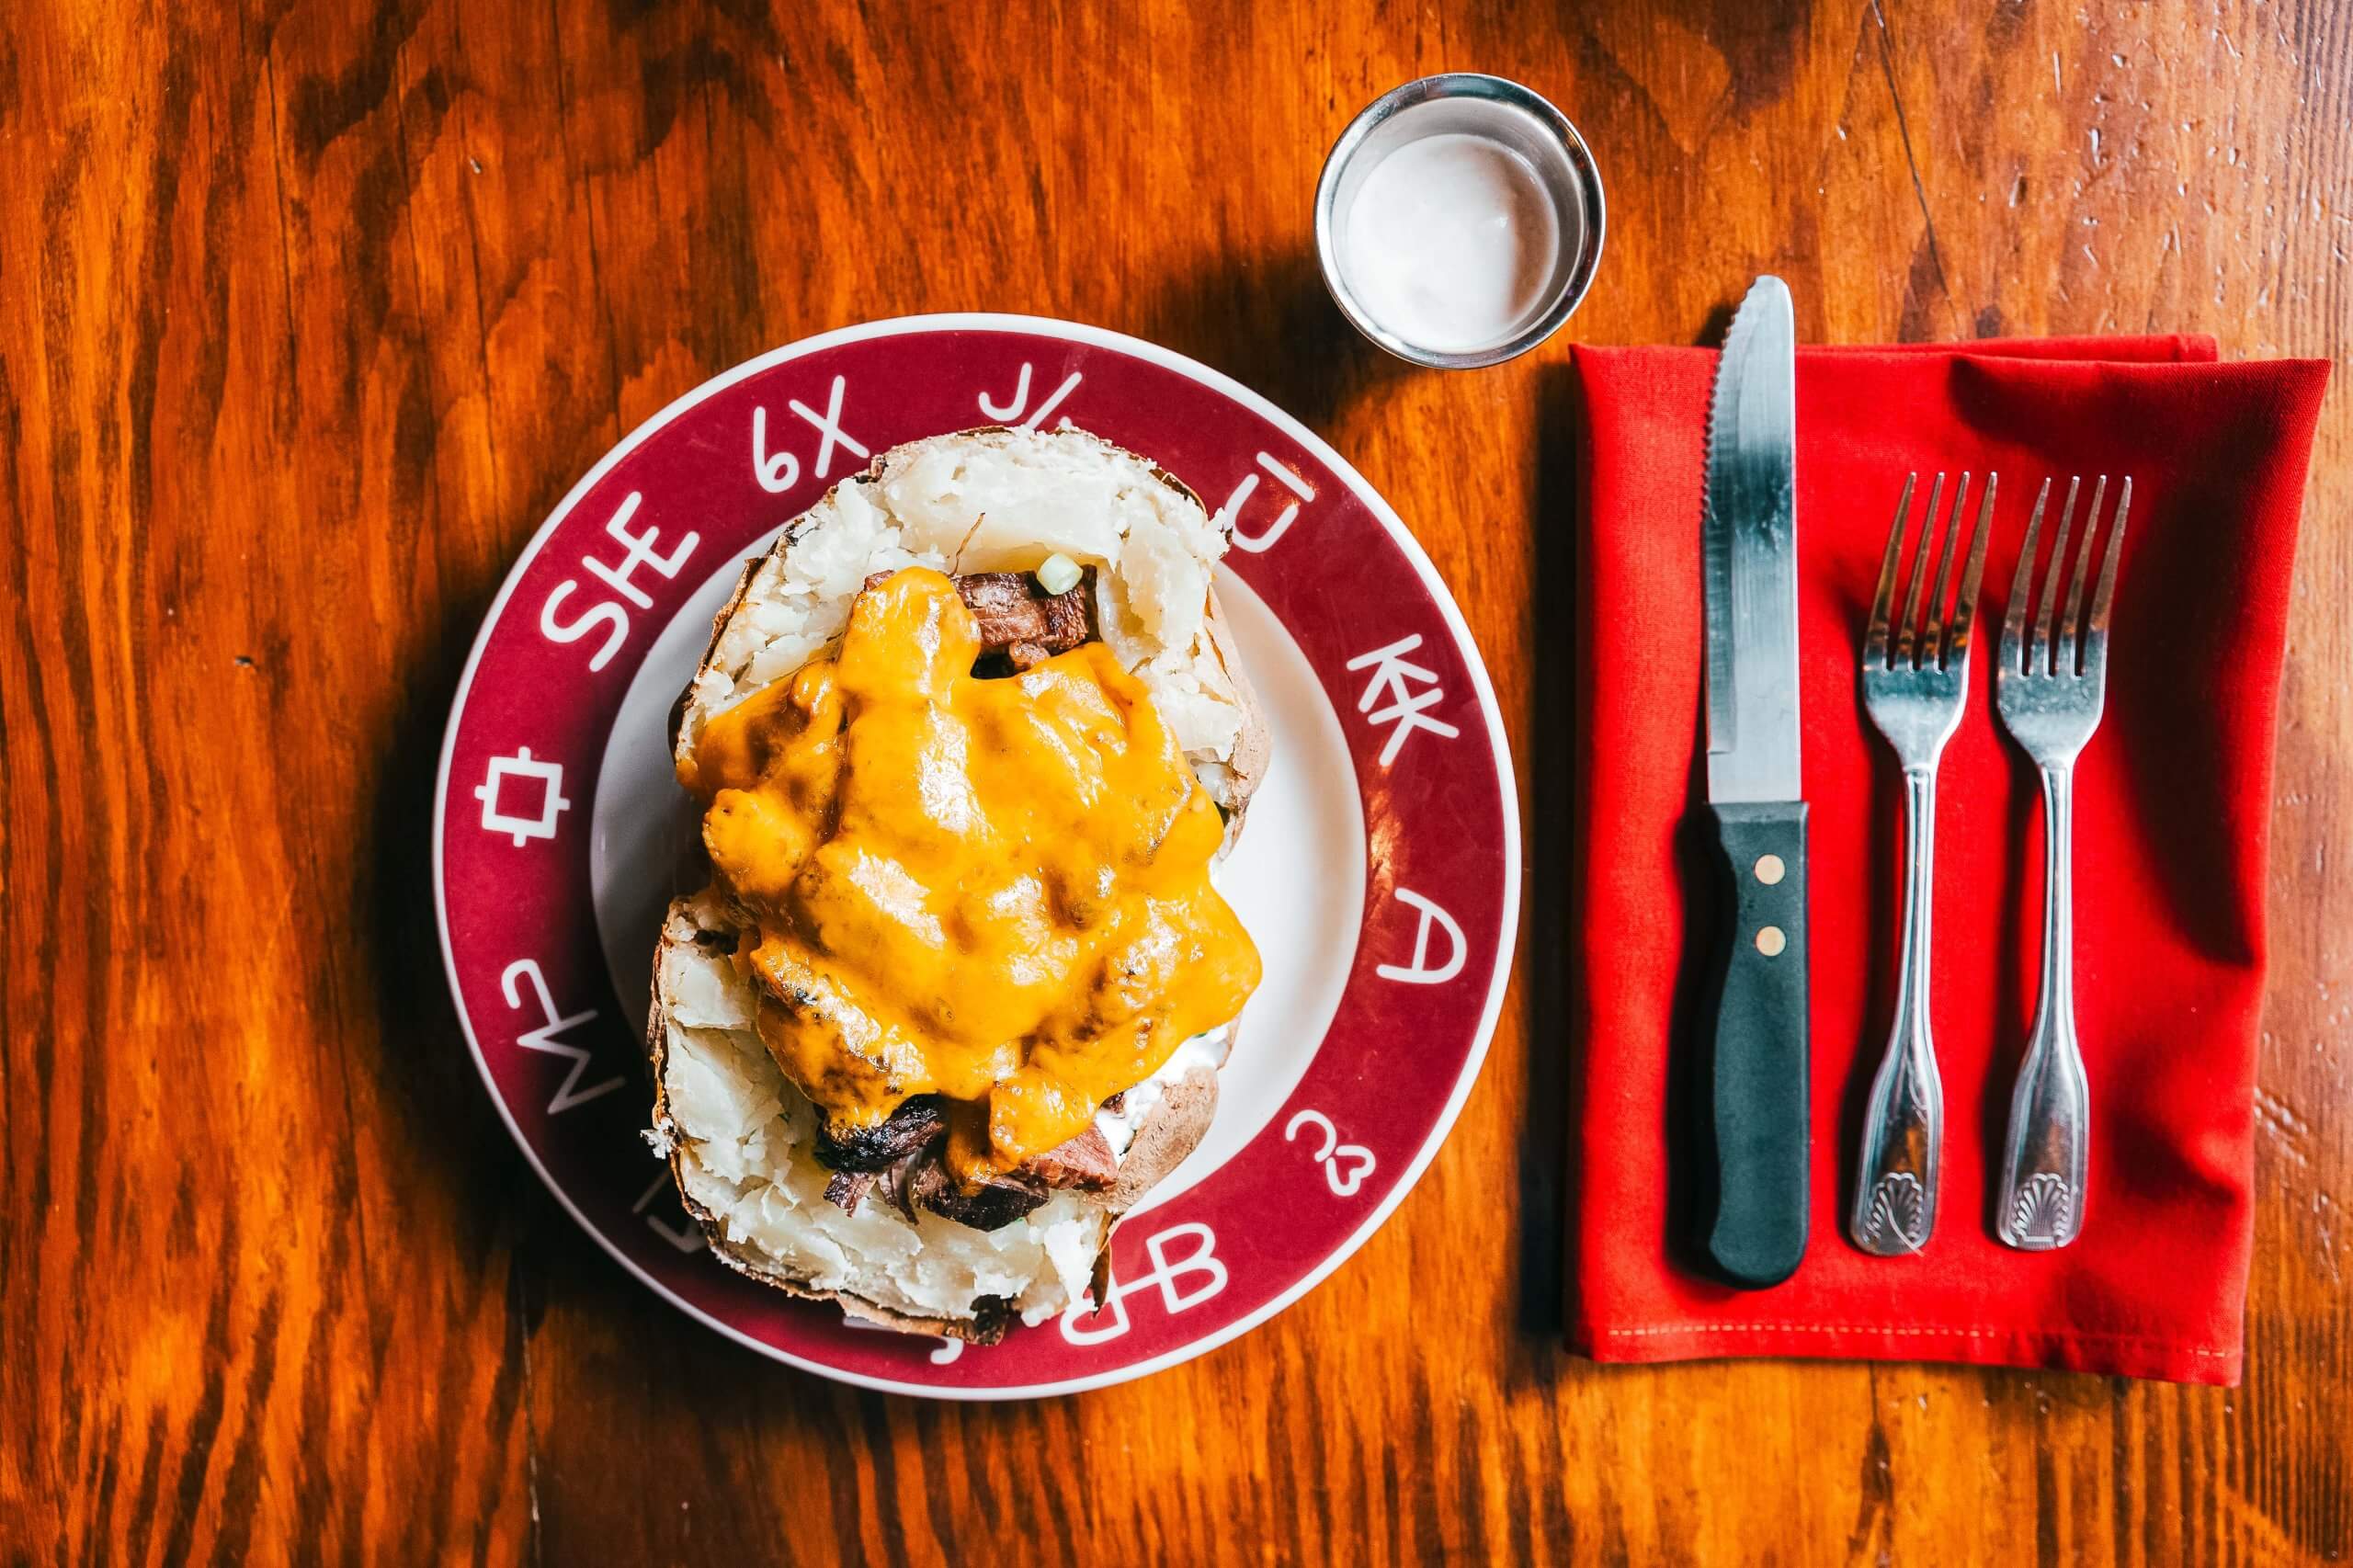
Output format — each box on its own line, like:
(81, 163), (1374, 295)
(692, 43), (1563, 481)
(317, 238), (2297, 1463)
(435, 315), (1518, 1397)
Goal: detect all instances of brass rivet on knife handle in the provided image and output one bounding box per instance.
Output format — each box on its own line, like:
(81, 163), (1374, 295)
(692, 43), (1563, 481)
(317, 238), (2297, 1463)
(1703, 801), (1810, 1286)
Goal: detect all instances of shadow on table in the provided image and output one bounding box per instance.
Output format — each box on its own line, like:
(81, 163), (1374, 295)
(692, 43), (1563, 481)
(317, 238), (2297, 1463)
(1520, 312), (1785, 1346)
(1528, 356), (1753, 1336)
(1148, 266), (1588, 1346)
(1519, 364), (1582, 1343)
(366, 261), (1570, 1408)
(1131, 244), (1417, 441)
(359, 570), (530, 1201)
(1149, 249), (1583, 1344)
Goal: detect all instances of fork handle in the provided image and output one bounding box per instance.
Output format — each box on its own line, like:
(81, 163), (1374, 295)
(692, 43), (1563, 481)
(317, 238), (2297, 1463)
(1702, 800), (1811, 1289)
(1997, 762), (2089, 1249)
(1851, 766), (1945, 1256)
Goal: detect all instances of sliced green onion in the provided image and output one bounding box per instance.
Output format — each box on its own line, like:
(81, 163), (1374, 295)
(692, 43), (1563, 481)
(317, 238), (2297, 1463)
(1035, 552), (1082, 595)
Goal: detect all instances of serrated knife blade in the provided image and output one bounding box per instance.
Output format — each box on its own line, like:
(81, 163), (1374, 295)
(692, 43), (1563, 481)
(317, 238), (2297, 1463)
(1698, 275), (1810, 1290)
(1704, 277), (1802, 803)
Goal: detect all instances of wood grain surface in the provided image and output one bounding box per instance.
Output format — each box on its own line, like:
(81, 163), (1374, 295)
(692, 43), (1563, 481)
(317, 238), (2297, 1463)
(4, 0), (2347, 1562)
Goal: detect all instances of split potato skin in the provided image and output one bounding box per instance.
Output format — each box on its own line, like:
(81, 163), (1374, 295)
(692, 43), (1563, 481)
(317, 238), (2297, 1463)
(643, 427), (1267, 1338)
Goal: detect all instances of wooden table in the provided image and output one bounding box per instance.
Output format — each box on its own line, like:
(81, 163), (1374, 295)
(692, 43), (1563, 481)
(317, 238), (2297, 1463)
(6, 1), (2347, 1562)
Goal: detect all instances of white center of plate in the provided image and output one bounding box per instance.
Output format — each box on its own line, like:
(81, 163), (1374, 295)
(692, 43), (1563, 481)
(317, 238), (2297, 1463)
(589, 543), (1367, 1213)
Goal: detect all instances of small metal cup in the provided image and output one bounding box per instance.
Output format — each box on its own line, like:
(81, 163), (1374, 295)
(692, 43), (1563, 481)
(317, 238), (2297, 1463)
(1315, 74), (1606, 369)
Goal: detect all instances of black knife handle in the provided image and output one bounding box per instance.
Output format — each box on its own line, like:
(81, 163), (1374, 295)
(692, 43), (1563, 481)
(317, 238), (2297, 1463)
(1703, 800), (1810, 1289)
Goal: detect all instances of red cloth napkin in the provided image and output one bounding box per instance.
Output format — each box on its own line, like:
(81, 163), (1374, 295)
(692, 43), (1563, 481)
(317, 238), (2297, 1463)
(1568, 335), (2330, 1384)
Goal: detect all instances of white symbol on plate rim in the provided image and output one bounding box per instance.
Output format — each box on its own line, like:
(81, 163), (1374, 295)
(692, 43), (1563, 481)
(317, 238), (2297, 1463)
(631, 1171), (709, 1254)
(502, 958), (625, 1114)
(1378, 888), (1467, 985)
(473, 747), (573, 846)
(976, 362), (1083, 430)
(1346, 633), (1462, 767)
(1059, 1221), (1227, 1346)
(1219, 452), (1317, 553)
(1283, 1109), (1378, 1197)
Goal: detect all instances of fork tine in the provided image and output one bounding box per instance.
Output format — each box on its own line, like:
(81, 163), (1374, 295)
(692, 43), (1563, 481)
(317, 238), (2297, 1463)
(1894, 472), (1945, 669)
(2083, 475), (2131, 673)
(1945, 471), (1996, 667)
(2056, 475), (2108, 676)
(1866, 472), (1917, 670)
(1920, 472), (1968, 671)
(2031, 476), (2083, 676)
(2000, 478), (2052, 676)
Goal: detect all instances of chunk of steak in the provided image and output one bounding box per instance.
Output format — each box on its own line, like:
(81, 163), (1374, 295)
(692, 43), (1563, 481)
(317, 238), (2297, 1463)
(814, 1095), (949, 1173)
(822, 1169), (875, 1217)
(862, 567), (1095, 667)
(814, 1077), (1114, 1227)
(882, 1148), (1050, 1232)
(1023, 1124), (1118, 1191)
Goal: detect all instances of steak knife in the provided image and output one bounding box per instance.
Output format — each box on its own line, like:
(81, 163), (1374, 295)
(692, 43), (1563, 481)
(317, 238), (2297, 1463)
(1699, 275), (1810, 1289)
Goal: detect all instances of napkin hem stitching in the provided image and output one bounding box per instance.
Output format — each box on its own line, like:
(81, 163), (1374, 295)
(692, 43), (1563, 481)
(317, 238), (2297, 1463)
(1586, 1322), (2233, 1356)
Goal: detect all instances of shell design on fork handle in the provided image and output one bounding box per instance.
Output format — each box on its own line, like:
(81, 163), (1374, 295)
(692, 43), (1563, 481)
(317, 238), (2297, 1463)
(1862, 1171), (1928, 1253)
(2006, 1171), (2075, 1245)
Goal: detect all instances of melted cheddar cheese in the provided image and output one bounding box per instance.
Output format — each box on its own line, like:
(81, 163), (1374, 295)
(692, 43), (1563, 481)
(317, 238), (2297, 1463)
(682, 567), (1261, 1184)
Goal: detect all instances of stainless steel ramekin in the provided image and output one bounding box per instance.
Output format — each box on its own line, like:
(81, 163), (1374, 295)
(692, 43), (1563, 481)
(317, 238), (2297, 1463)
(1314, 74), (1606, 369)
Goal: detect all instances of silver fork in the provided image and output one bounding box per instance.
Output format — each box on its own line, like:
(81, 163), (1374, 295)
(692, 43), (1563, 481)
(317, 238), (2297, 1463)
(1853, 472), (1994, 1256)
(1994, 475), (2131, 1250)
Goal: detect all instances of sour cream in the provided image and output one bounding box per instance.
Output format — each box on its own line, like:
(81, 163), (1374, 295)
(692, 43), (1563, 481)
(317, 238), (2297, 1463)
(1338, 132), (1563, 354)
